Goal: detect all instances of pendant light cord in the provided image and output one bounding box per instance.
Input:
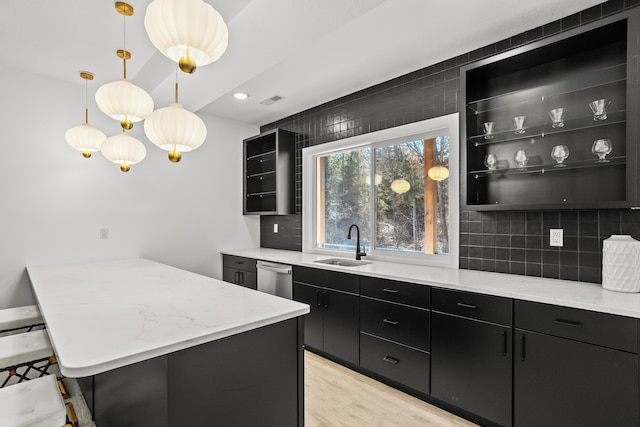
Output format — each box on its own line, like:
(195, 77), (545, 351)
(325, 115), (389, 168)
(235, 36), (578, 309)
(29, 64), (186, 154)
(122, 9), (127, 79)
(84, 77), (89, 124)
(175, 64), (179, 104)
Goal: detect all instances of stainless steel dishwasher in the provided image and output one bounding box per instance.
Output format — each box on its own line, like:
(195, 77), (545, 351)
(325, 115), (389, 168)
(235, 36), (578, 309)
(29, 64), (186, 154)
(256, 260), (293, 299)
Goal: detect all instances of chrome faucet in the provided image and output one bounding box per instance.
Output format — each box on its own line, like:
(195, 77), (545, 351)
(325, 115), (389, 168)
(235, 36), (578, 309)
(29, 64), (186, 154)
(347, 224), (367, 260)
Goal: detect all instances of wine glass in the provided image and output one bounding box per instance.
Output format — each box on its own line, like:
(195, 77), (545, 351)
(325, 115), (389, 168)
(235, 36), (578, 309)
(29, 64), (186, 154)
(551, 145), (569, 167)
(483, 122), (495, 140)
(589, 99), (611, 121)
(484, 154), (498, 170)
(513, 116), (526, 134)
(548, 108), (565, 128)
(592, 139), (612, 163)
(514, 150), (528, 169)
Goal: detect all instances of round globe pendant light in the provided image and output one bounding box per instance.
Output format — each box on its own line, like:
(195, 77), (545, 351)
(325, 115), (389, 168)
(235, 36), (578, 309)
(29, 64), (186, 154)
(96, 3), (154, 130)
(144, 0), (229, 74)
(144, 82), (206, 163)
(101, 131), (147, 172)
(427, 165), (449, 181)
(391, 179), (411, 194)
(65, 71), (106, 158)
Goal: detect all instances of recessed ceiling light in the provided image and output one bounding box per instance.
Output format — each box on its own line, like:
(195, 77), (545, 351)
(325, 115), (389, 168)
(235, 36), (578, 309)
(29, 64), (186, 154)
(233, 92), (249, 100)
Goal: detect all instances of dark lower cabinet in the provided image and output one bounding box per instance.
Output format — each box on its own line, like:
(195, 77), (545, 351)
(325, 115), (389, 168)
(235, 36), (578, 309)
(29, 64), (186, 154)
(431, 288), (513, 427)
(292, 281), (359, 365)
(222, 255), (257, 289)
(360, 333), (429, 394)
(291, 282), (323, 350)
(514, 329), (639, 427)
(514, 299), (640, 427)
(431, 313), (512, 427)
(359, 278), (431, 396)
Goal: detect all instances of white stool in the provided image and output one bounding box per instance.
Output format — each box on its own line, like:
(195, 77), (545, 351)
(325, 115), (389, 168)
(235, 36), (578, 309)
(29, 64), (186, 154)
(0, 374), (67, 427)
(0, 306), (44, 335)
(0, 330), (55, 387)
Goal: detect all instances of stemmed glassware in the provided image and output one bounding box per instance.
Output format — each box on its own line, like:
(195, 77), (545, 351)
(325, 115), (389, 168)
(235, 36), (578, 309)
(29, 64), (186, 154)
(514, 150), (528, 169)
(551, 145), (569, 167)
(592, 139), (612, 163)
(589, 99), (611, 121)
(484, 154), (498, 170)
(483, 122), (495, 139)
(513, 116), (526, 134)
(548, 108), (565, 128)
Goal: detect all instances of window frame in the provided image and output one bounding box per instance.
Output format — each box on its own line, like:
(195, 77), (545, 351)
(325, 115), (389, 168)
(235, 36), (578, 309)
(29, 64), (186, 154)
(302, 113), (459, 269)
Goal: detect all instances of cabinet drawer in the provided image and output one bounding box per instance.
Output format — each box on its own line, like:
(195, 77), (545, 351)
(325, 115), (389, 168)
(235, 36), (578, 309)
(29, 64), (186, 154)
(360, 276), (429, 309)
(293, 266), (359, 294)
(222, 255), (257, 273)
(360, 333), (429, 395)
(515, 300), (638, 353)
(432, 288), (512, 326)
(360, 298), (429, 351)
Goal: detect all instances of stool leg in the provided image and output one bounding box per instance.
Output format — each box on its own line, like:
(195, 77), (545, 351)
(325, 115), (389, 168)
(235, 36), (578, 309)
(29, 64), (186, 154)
(66, 402), (78, 427)
(57, 378), (70, 399)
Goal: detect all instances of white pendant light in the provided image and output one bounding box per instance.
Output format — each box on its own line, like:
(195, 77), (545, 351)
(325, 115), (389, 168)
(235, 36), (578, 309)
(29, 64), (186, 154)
(65, 72), (106, 158)
(144, 80), (206, 163)
(96, 3), (154, 130)
(428, 165), (449, 181)
(144, 0), (229, 74)
(391, 179), (411, 194)
(101, 131), (147, 172)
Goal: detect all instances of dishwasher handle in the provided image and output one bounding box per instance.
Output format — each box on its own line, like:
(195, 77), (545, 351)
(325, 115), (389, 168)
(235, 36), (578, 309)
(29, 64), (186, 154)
(256, 261), (292, 275)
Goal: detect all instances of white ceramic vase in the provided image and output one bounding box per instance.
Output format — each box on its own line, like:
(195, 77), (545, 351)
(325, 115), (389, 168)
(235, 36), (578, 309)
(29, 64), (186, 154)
(602, 235), (640, 293)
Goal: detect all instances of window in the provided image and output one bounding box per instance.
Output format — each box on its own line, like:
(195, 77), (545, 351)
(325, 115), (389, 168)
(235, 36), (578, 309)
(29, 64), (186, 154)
(303, 114), (459, 268)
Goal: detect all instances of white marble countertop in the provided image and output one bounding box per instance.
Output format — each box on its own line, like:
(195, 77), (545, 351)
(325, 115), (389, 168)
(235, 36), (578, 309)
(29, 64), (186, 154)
(26, 258), (309, 378)
(223, 248), (640, 319)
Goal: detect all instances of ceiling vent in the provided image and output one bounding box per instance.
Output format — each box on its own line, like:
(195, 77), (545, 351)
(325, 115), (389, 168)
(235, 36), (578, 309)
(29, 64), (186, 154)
(259, 95), (285, 106)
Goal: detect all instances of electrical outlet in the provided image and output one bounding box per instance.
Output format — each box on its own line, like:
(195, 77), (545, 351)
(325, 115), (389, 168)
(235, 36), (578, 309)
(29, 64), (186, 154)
(100, 227), (109, 240)
(550, 229), (563, 247)
(273, 223), (279, 233)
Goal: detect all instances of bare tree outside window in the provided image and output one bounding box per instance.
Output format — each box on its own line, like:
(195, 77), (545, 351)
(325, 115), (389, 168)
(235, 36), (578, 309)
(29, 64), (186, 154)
(316, 136), (449, 255)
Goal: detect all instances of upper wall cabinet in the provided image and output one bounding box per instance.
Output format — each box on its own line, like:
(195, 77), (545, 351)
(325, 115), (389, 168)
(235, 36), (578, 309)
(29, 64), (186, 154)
(461, 10), (640, 211)
(243, 129), (296, 215)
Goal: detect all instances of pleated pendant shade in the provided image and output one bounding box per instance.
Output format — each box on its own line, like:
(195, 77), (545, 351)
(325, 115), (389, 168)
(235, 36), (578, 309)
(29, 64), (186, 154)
(144, 0), (228, 73)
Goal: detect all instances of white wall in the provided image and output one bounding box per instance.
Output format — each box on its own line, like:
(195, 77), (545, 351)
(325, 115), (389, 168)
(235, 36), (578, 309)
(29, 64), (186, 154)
(0, 66), (260, 309)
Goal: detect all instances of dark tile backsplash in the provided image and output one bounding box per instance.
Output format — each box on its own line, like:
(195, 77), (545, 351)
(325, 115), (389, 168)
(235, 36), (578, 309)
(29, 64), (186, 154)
(458, 210), (640, 283)
(260, 215), (302, 251)
(259, 1), (637, 284)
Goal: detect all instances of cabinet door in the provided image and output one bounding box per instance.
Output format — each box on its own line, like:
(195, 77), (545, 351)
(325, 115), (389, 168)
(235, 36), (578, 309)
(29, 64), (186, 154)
(292, 283), (323, 351)
(514, 330), (639, 427)
(323, 290), (359, 366)
(222, 267), (257, 290)
(431, 313), (512, 427)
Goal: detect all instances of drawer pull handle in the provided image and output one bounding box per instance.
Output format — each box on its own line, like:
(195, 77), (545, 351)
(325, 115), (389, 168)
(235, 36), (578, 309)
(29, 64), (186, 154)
(383, 288), (399, 294)
(554, 319), (583, 328)
(520, 335), (526, 361)
(383, 356), (400, 365)
(457, 302), (477, 309)
(383, 318), (399, 326)
(316, 290), (322, 307)
(501, 330), (507, 356)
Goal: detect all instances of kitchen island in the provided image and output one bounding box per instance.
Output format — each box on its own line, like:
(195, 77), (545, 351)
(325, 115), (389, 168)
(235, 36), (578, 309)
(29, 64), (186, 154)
(27, 258), (309, 427)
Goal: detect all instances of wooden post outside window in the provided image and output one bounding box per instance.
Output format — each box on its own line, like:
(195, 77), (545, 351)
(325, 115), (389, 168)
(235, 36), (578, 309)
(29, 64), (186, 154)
(424, 138), (437, 254)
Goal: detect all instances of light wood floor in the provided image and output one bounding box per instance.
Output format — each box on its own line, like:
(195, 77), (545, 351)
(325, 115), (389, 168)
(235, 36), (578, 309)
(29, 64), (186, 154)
(305, 350), (478, 427)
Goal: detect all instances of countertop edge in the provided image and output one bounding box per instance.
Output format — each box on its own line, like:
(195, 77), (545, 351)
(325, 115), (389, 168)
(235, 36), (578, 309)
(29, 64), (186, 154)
(57, 308), (309, 378)
(223, 248), (640, 319)
(27, 259), (310, 377)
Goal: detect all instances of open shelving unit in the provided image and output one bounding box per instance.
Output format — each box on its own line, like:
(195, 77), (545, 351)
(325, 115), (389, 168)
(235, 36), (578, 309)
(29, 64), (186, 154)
(461, 10), (639, 210)
(243, 128), (295, 215)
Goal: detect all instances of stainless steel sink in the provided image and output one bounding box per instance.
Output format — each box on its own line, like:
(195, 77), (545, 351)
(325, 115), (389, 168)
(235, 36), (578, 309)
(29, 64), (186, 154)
(314, 258), (371, 267)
